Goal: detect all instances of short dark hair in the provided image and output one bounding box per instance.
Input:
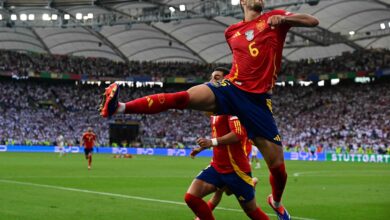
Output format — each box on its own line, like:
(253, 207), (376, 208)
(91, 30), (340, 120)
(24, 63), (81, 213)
(214, 67), (230, 75)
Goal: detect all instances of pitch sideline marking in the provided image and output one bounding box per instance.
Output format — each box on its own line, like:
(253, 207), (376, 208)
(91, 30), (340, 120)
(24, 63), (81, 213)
(0, 179), (316, 220)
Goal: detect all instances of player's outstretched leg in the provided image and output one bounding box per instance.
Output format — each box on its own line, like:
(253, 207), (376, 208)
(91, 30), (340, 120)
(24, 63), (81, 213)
(99, 83), (217, 117)
(99, 82), (189, 117)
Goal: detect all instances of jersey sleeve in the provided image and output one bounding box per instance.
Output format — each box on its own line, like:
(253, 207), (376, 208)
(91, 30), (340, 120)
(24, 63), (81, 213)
(269, 9), (295, 33)
(228, 116), (247, 140)
(270, 9), (295, 18)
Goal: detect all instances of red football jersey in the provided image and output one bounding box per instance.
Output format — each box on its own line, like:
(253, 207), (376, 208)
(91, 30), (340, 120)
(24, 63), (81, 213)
(225, 10), (294, 94)
(209, 115), (252, 174)
(82, 132), (96, 149)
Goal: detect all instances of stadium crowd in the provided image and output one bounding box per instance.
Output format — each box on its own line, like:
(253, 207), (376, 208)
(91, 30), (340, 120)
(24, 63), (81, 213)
(0, 48), (389, 154)
(1, 48), (389, 80)
(0, 78), (389, 154)
(274, 82), (389, 154)
(0, 80), (210, 148)
(0, 50), (221, 80)
(281, 48), (390, 78)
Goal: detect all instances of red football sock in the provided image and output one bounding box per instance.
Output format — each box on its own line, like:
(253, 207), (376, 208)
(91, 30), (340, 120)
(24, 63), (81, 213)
(269, 163), (287, 203)
(88, 155), (92, 166)
(184, 193), (215, 220)
(247, 207), (269, 220)
(125, 91), (189, 114)
(207, 201), (217, 211)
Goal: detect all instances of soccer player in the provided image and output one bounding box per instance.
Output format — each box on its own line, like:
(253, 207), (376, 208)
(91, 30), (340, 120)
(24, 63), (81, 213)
(251, 145), (261, 169)
(100, 1), (318, 219)
(189, 68), (260, 219)
(80, 127), (96, 170)
(57, 134), (65, 157)
(187, 109), (267, 219)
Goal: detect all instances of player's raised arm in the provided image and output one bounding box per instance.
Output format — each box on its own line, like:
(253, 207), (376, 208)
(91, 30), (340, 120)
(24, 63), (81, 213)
(268, 12), (319, 29)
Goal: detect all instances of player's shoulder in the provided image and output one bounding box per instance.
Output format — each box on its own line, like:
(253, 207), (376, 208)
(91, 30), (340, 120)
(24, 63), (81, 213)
(225, 21), (244, 36)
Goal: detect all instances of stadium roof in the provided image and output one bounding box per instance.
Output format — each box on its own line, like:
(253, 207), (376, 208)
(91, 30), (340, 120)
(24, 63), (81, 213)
(0, 0), (389, 63)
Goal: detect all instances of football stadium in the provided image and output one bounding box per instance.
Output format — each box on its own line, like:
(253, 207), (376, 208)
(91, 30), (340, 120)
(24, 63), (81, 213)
(0, 0), (389, 219)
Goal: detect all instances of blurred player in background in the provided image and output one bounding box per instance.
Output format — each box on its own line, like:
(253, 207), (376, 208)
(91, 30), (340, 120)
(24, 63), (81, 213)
(80, 127), (96, 170)
(57, 134), (65, 157)
(251, 145), (261, 169)
(100, 1), (318, 219)
(185, 68), (268, 220)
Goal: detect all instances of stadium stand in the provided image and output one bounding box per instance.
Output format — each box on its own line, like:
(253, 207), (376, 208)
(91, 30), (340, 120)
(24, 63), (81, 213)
(0, 49), (389, 154)
(1, 49), (389, 79)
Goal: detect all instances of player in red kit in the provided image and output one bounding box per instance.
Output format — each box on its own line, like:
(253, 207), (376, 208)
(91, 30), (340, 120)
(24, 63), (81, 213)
(189, 68), (261, 219)
(81, 127), (96, 170)
(186, 114), (267, 220)
(100, 1), (318, 219)
(185, 115), (269, 220)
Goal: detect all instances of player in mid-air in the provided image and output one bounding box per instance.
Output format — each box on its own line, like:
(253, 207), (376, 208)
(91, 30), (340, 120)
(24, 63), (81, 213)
(99, 1), (318, 219)
(80, 127), (96, 170)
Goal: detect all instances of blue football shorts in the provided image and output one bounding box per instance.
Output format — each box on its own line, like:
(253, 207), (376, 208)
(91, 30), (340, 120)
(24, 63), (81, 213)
(196, 165), (255, 203)
(206, 79), (282, 145)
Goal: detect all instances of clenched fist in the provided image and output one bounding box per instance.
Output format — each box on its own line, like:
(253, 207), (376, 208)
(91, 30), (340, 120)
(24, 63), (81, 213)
(267, 15), (286, 29)
(196, 138), (213, 148)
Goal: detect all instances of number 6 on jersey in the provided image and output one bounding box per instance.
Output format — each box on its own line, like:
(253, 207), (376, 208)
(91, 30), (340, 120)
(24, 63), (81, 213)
(248, 42), (259, 57)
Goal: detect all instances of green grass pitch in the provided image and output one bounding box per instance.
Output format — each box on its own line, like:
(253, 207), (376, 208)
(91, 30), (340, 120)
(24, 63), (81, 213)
(0, 153), (389, 220)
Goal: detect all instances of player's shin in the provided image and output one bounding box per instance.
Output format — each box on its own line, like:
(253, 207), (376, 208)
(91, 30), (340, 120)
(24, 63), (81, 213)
(184, 193), (215, 220)
(269, 163), (287, 205)
(124, 91), (190, 114)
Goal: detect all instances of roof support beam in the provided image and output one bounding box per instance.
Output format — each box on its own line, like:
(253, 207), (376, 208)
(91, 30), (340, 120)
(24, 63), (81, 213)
(30, 27), (52, 55)
(372, 0), (390, 7)
(96, 1), (208, 63)
(150, 24), (208, 63)
(53, 6), (129, 64)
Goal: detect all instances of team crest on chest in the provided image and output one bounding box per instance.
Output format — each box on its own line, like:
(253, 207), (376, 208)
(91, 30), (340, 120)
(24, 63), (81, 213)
(256, 20), (266, 32)
(245, 30), (254, 41)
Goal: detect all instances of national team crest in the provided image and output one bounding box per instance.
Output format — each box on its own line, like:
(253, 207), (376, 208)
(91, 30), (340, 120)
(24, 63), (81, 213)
(256, 20), (266, 32)
(245, 30), (254, 41)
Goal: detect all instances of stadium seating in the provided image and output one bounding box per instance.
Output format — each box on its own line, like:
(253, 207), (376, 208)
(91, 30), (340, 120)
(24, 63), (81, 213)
(0, 49), (389, 154)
